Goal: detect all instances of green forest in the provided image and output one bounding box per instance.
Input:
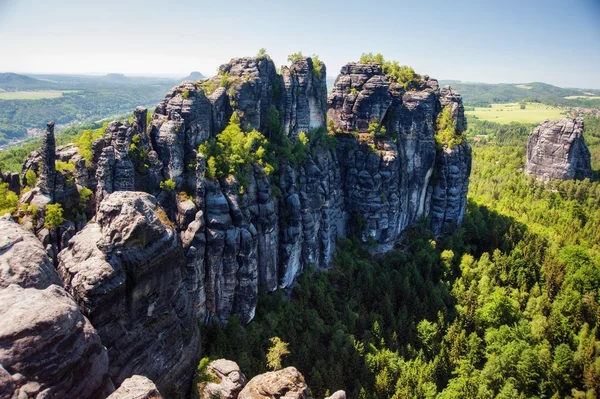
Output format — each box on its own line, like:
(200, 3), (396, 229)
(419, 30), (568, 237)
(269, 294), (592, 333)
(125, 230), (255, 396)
(200, 117), (600, 398)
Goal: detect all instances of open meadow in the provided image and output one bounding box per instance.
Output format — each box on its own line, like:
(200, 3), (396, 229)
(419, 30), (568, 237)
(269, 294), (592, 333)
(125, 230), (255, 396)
(0, 90), (73, 100)
(465, 102), (565, 124)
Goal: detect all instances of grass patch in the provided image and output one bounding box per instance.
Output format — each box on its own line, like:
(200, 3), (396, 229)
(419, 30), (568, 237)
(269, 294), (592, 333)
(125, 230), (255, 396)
(465, 102), (565, 124)
(564, 95), (600, 100)
(0, 90), (76, 100)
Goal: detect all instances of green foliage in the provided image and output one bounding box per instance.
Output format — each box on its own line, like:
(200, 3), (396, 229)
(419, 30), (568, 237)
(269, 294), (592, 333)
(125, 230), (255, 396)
(266, 337), (290, 371)
(311, 55), (323, 80)
(359, 53), (422, 90)
(75, 125), (106, 165)
(25, 169), (37, 187)
(160, 179), (176, 192)
(78, 186), (93, 211)
(367, 121), (387, 137)
(435, 107), (465, 148)
(0, 183), (18, 215)
(181, 88), (191, 99)
(287, 51), (304, 64)
(25, 203), (38, 217)
(256, 48), (268, 58)
(129, 134), (149, 173)
(198, 114), (272, 191)
(55, 159), (75, 173)
(199, 79), (217, 96)
(44, 203), (65, 228)
(220, 72), (230, 88)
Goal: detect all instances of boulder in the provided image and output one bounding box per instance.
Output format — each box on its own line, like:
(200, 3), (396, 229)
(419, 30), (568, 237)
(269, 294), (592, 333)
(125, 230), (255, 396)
(107, 375), (162, 399)
(0, 218), (61, 289)
(201, 359), (247, 399)
(0, 284), (113, 399)
(238, 367), (309, 399)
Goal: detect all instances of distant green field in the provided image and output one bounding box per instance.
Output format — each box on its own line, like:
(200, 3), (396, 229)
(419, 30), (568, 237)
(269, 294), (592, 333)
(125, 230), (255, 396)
(564, 95), (600, 99)
(465, 102), (565, 124)
(0, 90), (72, 100)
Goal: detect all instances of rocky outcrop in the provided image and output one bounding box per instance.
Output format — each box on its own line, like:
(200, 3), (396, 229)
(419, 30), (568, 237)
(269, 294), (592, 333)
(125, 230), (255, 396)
(525, 118), (593, 181)
(329, 63), (469, 243)
(0, 218), (60, 289)
(0, 217), (112, 399)
(57, 191), (199, 395)
(36, 122), (56, 199)
(429, 142), (471, 236)
(237, 367), (309, 399)
(201, 359), (247, 399)
(107, 376), (162, 399)
(429, 87), (472, 236)
(281, 57), (327, 139)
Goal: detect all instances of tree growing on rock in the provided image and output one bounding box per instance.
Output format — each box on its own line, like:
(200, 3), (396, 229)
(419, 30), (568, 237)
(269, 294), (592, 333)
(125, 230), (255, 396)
(44, 203), (65, 229)
(266, 336), (290, 371)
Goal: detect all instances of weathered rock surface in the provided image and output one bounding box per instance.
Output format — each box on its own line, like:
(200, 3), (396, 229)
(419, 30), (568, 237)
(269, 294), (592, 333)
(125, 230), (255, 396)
(0, 218), (61, 289)
(330, 63), (469, 243)
(325, 391), (347, 399)
(237, 367), (309, 399)
(525, 118), (593, 181)
(281, 57), (327, 139)
(0, 284), (113, 399)
(36, 122), (56, 199)
(57, 191), (199, 395)
(107, 376), (162, 399)
(201, 359), (247, 399)
(0, 219), (112, 398)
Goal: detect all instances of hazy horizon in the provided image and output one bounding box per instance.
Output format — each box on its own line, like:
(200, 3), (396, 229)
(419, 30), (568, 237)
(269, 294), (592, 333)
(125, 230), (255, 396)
(1, 0), (599, 88)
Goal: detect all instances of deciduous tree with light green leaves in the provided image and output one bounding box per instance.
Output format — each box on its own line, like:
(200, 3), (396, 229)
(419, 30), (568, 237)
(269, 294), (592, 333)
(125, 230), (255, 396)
(266, 336), (290, 371)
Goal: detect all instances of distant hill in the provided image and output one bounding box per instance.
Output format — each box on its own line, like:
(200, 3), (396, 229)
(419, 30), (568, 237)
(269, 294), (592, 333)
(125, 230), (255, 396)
(181, 71), (206, 82)
(439, 80), (600, 108)
(0, 73), (57, 90)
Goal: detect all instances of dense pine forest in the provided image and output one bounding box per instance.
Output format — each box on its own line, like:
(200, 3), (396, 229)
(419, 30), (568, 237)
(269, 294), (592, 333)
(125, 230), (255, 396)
(200, 116), (600, 399)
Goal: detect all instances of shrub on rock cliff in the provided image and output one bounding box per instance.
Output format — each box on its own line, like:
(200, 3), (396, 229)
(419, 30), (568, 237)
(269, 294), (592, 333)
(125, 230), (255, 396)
(75, 124), (106, 165)
(44, 203), (65, 228)
(198, 114), (273, 190)
(159, 179), (176, 192)
(359, 52), (421, 90)
(435, 107), (465, 149)
(0, 182), (17, 214)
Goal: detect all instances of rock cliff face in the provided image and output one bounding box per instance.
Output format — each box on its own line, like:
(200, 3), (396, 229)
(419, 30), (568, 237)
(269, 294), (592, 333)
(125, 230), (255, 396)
(329, 65), (470, 244)
(15, 55), (470, 327)
(525, 118), (593, 181)
(57, 192), (199, 395)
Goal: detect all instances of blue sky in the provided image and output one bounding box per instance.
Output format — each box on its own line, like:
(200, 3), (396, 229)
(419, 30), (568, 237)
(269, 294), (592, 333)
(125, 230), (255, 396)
(0, 0), (599, 88)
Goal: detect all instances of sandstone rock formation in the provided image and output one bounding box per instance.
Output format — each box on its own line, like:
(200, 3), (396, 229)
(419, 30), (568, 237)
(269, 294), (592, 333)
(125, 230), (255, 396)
(237, 367), (309, 399)
(15, 55), (470, 328)
(36, 122), (56, 199)
(201, 359), (247, 399)
(57, 191), (199, 395)
(0, 218), (61, 289)
(107, 376), (162, 399)
(0, 217), (112, 399)
(525, 118), (593, 181)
